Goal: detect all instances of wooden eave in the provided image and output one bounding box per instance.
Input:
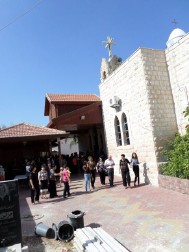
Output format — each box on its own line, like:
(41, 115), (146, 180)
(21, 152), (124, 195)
(0, 123), (69, 144)
(44, 94), (101, 116)
(52, 101), (103, 132)
(0, 133), (69, 144)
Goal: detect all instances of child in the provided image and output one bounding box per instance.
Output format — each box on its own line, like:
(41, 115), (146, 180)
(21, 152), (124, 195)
(61, 167), (71, 198)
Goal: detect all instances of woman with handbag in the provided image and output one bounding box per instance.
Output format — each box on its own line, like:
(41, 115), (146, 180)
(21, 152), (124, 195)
(96, 157), (106, 185)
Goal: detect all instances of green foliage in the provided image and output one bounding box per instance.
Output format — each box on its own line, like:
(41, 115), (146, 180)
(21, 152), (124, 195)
(183, 106), (189, 117)
(161, 132), (189, 179)
(161, 107), (189, 179)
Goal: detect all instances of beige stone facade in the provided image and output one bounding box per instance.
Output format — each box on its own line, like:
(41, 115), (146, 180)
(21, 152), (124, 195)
(166, 33), (189, 134)
(99, 30), (189, 186)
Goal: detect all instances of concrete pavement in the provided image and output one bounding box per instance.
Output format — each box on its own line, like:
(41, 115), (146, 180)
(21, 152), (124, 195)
(19, 174), (189, 252)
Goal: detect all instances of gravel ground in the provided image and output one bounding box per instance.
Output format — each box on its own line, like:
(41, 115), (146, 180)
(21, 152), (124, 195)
(22, 236), (74, 252)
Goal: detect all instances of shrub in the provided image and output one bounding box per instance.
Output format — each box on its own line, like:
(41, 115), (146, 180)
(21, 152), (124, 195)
(161, 131), (189, 179)
(161, 107), (189, 179)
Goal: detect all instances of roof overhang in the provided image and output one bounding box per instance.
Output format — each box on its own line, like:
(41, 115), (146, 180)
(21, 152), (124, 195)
(0, 123), (69, 144)
(44, 93), (101, 116)
(52, 101), (103, 133)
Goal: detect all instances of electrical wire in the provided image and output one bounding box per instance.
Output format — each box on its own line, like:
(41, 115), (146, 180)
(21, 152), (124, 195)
(0, 0), (45, 33)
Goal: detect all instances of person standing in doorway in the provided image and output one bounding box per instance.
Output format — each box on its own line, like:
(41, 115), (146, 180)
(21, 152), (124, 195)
(119, 154), (131, 189)
(130, 152), (140, 186)
(104, 155), (115, 187)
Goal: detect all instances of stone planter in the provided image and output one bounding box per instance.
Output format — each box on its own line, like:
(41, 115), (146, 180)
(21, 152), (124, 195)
(158, 174), (189, 195)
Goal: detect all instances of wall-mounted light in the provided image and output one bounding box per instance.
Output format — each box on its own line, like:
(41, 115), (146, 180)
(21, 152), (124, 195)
(80, 115), (85, 120)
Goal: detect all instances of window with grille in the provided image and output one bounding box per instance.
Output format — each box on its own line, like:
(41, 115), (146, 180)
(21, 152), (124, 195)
(115, 116), (122, 146)
(122, 113), (130, 145)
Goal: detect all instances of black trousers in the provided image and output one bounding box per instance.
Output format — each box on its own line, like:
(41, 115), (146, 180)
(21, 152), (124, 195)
(108, 168), (114, 187)
(49, 180), (57, 198)
(121, 169), (131, 186)
(133, 165), (140, 184)
(63, 181), (70, 197)
(31, 185), (40, 203)
(90, 170), (96, 189)
(99, 171), (106, 185)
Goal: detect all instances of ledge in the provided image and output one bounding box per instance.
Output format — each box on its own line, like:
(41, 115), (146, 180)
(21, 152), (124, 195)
(158, 174), (189, 195)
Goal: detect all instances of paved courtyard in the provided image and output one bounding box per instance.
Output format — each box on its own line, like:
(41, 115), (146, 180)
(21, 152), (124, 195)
(20, 174), (189, 252)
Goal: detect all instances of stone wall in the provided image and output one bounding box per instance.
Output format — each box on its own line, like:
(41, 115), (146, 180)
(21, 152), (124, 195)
(158, 174), (189, 195)
(100, 49), (154, 182)
(166, 33), (189, 134)
(99, 48), (178, 186)
(141, 48), (178, 161)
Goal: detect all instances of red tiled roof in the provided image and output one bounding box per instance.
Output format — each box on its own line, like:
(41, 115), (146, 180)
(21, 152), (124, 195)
(0, 123), (67, 139)
(46, 94), (100, 102)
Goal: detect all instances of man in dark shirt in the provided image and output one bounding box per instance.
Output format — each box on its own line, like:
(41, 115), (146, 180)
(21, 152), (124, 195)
(119, 154), (130, 188)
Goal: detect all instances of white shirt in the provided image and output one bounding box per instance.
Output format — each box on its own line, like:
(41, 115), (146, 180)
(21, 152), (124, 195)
(104, 159), (115, 169)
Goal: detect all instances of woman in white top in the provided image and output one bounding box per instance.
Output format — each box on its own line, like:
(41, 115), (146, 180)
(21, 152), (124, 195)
(38, 166), (48, 199)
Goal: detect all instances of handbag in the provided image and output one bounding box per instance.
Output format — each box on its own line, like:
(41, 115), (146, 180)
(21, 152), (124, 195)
(104, 168), (108, 176)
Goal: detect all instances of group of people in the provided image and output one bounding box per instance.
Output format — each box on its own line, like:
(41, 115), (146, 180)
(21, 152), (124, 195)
(28, 152), (140, 204)
(29, 163), (71, 204)
(82, 152), (140, 191)
(119, 152), (140, 188)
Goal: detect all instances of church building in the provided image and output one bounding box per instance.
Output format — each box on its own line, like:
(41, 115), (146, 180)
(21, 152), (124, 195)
(99, 28), (189, 185)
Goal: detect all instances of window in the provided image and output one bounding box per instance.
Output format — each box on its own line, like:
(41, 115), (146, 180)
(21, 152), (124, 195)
(115, 116), (122, 146)
(122, 113), (130, 145)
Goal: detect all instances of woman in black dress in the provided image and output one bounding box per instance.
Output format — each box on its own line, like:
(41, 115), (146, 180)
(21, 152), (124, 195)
(49, 165), (58, 198)
(29, 165), (40, 204)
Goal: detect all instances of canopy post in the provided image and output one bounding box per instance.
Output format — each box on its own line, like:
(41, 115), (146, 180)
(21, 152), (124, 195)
(57, 137), (62, 167)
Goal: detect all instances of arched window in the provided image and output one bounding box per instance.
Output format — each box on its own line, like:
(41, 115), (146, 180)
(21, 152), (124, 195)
(115, 116), (122, 146)
(122, 113), (130, 145)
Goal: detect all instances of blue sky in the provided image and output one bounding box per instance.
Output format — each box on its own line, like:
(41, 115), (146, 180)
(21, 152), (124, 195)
(0, 0), (188, 127)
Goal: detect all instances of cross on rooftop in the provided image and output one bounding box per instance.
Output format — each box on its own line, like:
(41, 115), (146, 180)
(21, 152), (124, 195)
(172, 19), (178, 28)
(102, 36), (115, 59)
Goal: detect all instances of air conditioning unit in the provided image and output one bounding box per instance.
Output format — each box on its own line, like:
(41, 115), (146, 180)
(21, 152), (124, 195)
(109, 96), (120, 108)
